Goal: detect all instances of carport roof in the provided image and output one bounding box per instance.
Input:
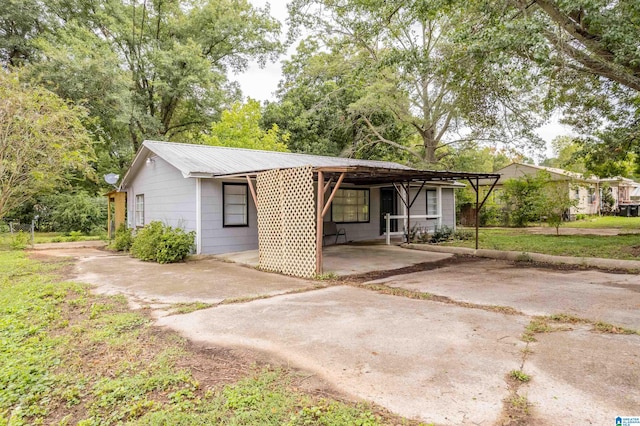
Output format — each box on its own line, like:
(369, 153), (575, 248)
(120, 140), (499, 187)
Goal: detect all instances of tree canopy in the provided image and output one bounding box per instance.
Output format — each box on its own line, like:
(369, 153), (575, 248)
(286, 0), (547, 166)
(1, 0), (284, 191)
(475, 0), (640, 175)
(0, 71), (94, 220)
(199, 100), (289, 152)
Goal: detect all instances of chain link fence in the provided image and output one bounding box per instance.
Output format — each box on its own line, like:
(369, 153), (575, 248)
(0, 221), (35, 248)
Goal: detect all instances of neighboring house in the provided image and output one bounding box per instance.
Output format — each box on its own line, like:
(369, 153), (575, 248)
(600, 176), (640, 209)
(485, 163), (640, 218)
(119, 141), (485, 259)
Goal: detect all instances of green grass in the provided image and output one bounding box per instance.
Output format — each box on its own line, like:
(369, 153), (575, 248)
(0, 249), (402, 425)
(33, 232), (104, 244)
(563, 216), (640, 229)
(443, 229), (640, 260)
(0, 232), (103, 250)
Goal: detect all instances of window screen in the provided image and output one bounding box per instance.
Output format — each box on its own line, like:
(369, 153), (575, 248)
(223, 183), (248, 226)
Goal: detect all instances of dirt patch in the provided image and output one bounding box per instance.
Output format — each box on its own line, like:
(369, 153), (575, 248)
(336, 255), (484, 283)
(623, 245), (640, 258)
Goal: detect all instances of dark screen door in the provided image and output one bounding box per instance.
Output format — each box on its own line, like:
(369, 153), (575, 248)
(380, 188), (397, 234)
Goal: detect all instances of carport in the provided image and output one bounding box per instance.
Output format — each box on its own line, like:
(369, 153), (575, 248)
(234, 166), (499, 277)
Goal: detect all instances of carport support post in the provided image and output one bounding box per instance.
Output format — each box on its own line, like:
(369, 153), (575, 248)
(405, 182), (411, 243)
(475, 177), (479, 250)
(316, 171), (325, 275)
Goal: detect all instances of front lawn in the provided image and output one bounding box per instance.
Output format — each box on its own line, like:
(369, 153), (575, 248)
(443, 229), (640, 260)
(0, 249), (407, 425)
(563, 216), (640, 229)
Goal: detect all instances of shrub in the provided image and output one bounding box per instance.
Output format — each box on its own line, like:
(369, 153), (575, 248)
(500, 172), (549, 227)
(111, 223), (134, 252)
(156, 228), (196, 264)
(130, 222), (164, 261)
(10, 231), (31, 250)
(130, 221), (194, 263)
(479, 204), (505, 227)
(430, 226), (454, 243)
(452, 229), (474, 241)
(66, 230), (83, 242)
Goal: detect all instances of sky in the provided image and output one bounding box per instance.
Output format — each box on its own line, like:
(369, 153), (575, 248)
(233, 1), (570, 159)
(232, 1), (290, 103)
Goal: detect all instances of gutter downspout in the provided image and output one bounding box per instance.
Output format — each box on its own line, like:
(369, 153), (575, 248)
(196, 178), (202, 255)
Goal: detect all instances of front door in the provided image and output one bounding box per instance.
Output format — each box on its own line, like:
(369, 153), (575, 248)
(380, 188), (398, 234)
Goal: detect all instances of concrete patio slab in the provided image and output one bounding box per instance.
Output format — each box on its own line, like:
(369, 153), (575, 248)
(370, 258), (640, 329)
(36, 248), (315, 304)
(220, 244), (454, 276)
(524, 329), (640, 424)
(157, 285), (528, 425)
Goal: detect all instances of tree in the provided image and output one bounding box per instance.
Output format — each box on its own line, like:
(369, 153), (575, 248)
(540, 136), (586, 173)
(540, 180), (578, 235)
(199, 100), (290, 152)
(263, 38), (412, 160)
(500, 171), (550, 227)
(0, 72), (94, 220)
(477, 0), (640, 174)
(1, 0), (284, 153)
(288, 0), (546, 166)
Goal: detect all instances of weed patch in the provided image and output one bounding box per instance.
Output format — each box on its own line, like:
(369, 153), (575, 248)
(509, 370), (531, 382)
(169, 302), (213, 315)
(521, 314), (639, 342)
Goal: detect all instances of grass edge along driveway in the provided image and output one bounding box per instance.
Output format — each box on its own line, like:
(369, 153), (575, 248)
(443, 229), (640, 260)
(0, 249), (420, 426)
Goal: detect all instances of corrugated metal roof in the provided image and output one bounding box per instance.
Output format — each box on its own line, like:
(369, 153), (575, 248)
(143, 140), (412, 177)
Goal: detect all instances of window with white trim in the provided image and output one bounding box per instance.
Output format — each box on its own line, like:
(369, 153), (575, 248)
(426, 189), (437, 216)
(223, 183), (248, 227)
(331, 188), (369, 223)
(135, 194), (144, 227)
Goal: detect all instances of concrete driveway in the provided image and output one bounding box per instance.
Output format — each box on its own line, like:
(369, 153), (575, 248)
(369, 258), (640, 329)
(35, 245), (640, 425)
(158, 285), (529, 425)
(157, 257), (640, 426)
(219, 243), (454, 276)
(36, 247), (315, 305)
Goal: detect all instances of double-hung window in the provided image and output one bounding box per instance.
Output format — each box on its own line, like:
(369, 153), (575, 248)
(426, 189), (437, 216)
(331, 188), (369, 223)
(135, 194), (144, 227)
(223, 183), (248, 227)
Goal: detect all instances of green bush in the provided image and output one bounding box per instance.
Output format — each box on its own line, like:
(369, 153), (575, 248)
(430, 226), (454, 243)
(66, 230), (83, 242)
(47, 191), (107, 234)
(111, 223), (134, 252)
(10, 231), (31, 250)
(156, 228), (196, 264)
(130, 222), (194, 263)
(130, 222), (164, 261)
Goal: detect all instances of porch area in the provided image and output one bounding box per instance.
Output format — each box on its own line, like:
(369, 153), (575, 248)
(218, 242), (453, 277)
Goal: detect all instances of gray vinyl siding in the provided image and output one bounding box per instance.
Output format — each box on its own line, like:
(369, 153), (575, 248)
(327, 187), (456, 242)
(126, 156), (196, 232)
(441, 189), (455, 228)
(328, 187), (381, 242)
(405, 187), (455, 232)
(200, 179), (259, 254)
